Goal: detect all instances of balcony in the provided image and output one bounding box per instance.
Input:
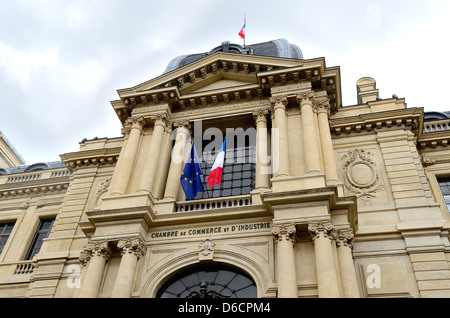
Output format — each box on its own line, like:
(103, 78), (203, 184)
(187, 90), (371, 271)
(175, 194), (252, 212)
(423, 119), (450, 133)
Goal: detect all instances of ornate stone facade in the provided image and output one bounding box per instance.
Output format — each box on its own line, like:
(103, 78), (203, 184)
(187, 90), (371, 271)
(0, 39), (450, 299)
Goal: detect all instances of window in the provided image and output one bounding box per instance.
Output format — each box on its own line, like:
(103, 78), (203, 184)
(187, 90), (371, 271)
(438, 178), (450, 212)
(156, 264), (257, 298)
(0, 222), (15, 255)
(25, 218), (55, 260)
(195, 145), (255, 200)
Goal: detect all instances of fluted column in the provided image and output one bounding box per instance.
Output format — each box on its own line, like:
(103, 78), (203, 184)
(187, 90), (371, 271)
(77, 241), (111, 298)
(270, 96), (290, 177)
(109, 117), (146, 196)
(308, 221), (340, 298)
(138, 113), (168, 194)
(253, 109), (270, 191)
(163, 121), (191, 200)
(272, 224), (297, 298)
(336, 229), (360, 298)
(316, 100), (338, 185)
(111, 238), (147, 298)
(297, 93), (321, 174)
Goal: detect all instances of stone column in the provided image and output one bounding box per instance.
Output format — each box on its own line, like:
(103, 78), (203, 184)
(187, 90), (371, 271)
(163, 121), (191, 200)
(109, 117), (146, 196)
(270, 96), (290, 178)
(253, 109), (270, 191)
(77, 241), (111, 298)
(297, 93), (321, 174)
(316, 100), (338, 185)
(336, 229), (360, 298)
(308, 221), (340, 298)
(153, 125), (174, 199)
(138, 113), (168, 194)
(111, 238), (147, 298)
(272, 224), (297, 298)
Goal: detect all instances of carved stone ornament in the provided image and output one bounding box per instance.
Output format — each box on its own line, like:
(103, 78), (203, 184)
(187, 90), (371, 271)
(272, 224), (296, 244)
(199, 239), (215, 260)
(308, 220), (334, 241)
(117, 238), (147, 259)
(79, 241), (111, 266)
(341, 149), (384, 202)
(121, 116), (146, 136)
(336, 229), (354, 249)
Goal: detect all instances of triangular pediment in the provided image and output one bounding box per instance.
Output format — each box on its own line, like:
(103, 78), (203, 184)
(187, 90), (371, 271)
(116, 52), (303, 98)
(111, 52), (342, 125)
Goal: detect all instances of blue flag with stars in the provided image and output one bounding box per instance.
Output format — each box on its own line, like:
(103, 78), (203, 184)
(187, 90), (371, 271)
(180, 143), (204, 200)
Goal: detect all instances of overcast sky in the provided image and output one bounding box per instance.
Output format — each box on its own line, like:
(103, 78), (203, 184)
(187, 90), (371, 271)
(1, 0), (449, 165)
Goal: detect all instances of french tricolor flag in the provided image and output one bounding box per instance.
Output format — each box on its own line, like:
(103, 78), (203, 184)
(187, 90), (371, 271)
(238, 22), (245, 39)
(207, 139), (226, 188)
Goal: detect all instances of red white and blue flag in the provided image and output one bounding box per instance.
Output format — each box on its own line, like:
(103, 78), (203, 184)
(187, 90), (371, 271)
(207, 139), (226, 188)
(238, 22), (246, 39)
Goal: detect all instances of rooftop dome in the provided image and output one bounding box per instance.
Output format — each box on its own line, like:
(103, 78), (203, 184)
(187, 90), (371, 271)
(163, 38), (303, 74)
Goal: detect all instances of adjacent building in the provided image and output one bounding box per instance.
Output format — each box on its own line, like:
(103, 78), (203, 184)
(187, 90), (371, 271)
(1, 39), (450, 298)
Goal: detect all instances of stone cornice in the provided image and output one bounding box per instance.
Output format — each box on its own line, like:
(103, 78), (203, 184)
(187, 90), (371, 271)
(330, 107), (423, 137)
(111, 54), (341, 125)
(60, 148), (121, 172)
(0, 180), (69, 199)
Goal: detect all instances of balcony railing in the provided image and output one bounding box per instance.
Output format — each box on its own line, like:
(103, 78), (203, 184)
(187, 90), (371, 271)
(0, 168), (71, 185)
(14, 261), (35, 275)
(175, 195), (252, 212)
(423, 119), (450, 133)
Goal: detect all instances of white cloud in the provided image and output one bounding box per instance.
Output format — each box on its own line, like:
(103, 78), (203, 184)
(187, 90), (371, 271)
(0, 43), (59, 91)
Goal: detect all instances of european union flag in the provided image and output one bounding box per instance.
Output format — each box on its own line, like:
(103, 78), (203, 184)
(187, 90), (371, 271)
(180, 143), (204, 200)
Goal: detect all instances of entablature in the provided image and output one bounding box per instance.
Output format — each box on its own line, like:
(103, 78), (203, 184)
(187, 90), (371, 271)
(111, 53), (341, 126)
(330, 106), (423, 138)
(60, 147), (121, 172)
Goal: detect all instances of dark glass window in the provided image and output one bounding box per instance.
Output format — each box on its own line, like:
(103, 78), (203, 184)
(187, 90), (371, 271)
(195, 145), (255, 199)
(438, 178), (450, 212)
(0, 222), (15, 255)
(157, 264), (257, 298)
(25, 218), (55, 260)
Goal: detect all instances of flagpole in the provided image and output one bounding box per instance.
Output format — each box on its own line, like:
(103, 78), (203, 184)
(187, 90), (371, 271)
(243, 15), (246, 47)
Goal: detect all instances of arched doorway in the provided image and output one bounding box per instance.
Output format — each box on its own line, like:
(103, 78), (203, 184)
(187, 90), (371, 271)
(156, 263), (257, 298)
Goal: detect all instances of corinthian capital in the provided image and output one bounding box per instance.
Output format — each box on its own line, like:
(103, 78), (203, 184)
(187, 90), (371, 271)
(173, 120), (191, 132)
(313, 99), (331, 115)
(272, 224), (296, 244)
(308, 220), (334, 241)
(336, 228), (354, 249)
(121, 116), (146, 136)
(269, 96), (288, 113)
(152, 112), (169, 128)
(79, 241), (111, 266)
(296, 92), (315, 105)
(117, 238), (147, 259)
(252, 108), (270, 124)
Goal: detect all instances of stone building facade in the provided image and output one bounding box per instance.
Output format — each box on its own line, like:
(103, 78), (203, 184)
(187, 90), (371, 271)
(1, 39), (450, 298)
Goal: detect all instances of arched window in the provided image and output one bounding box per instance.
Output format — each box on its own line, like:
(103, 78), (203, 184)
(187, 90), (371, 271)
(156, 264), (257, 298)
